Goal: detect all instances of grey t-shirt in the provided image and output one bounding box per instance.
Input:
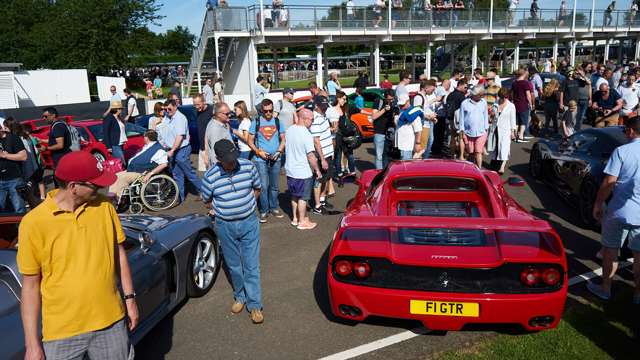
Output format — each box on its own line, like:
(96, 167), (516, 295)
(205, 120), (233, 166)
(274, 99), (296, 130)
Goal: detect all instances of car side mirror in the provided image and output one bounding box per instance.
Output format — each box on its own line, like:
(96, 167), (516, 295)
(138, 232), (154, 253)
(505, 176), (526, 187)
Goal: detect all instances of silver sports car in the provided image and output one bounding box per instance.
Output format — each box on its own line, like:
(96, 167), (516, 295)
(0, 213), (220, 359)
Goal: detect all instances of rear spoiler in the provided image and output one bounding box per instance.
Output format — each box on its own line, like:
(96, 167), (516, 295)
(342, 216), (553, 233)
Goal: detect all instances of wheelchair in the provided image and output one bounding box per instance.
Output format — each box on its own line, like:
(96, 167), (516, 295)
(116, 172), (179, 214)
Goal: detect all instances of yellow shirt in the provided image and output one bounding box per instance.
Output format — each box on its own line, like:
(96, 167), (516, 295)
(17, 190), (126, 341)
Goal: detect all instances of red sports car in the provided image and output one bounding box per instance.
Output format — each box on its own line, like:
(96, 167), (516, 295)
(328, 160), (568, 331)
(25, 118), (145, 169)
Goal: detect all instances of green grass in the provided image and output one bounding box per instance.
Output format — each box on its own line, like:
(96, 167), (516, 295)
(434, 293), (639, 360)
(277, 73), (401, 90)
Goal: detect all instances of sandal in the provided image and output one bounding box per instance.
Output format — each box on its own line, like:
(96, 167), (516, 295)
(297, 222), (318, 230)
(327, 192), (336, 198)
(290, 220), (299, 227)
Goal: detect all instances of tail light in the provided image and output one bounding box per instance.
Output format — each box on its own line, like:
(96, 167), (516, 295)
(541, 268), (561, 286)
(520, 268), (541, 286)
(334, 260), (353, 277)
(520, 267), (562, 287)
(353, 262), (372, 279)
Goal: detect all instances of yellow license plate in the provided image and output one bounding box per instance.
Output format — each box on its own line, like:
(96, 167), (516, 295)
(410, 300), (480, 317)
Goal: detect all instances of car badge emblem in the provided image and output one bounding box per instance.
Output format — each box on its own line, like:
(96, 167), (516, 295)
(438, 272), (449, 288)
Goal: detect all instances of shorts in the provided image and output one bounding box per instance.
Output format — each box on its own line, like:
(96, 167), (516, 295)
(464, 133), (488, 154)
(198, 150), (207, 172)
(287, 177), (313, 201)
(516, 110), (530, 127)
(601, 216), (640, 252)
(315, 156), (334, 188)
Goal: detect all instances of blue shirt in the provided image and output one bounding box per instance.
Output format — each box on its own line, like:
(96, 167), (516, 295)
(201, 159), (262, 221)
(285, 125), (315, 179)
(459, 98), (489, 137)
(249, 116), (285, 160)
(327, 80), (340, 96)
(164, 110), (190, 149)
(604, 138), (640, 225)
(354, 95), (365, 110)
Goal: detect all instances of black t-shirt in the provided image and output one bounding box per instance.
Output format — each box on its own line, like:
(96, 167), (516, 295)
(593, 89), (621, 110)
(563, 78), (589, 102)
(197, 105), (214, 151)
(372, 98), (396, 135)
(0, 133), (26, 180)
(48, 120), (71, 166)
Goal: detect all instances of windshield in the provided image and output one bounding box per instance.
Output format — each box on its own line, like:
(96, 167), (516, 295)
(89, 123), (145, 142)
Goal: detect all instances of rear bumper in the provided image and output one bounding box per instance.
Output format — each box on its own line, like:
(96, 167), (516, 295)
(328, 275), (567, 331)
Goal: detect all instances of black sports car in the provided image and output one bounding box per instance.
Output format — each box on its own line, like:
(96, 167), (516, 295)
(529, 126), (627, 226)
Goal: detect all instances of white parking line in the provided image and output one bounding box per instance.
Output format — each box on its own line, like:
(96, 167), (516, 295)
(319, 259), (636, 360)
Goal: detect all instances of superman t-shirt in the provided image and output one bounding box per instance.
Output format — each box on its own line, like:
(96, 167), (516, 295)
(249, 116), (286, 159)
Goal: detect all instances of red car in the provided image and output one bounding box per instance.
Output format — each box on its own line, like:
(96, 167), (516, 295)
(25, 118), (146, 168)
(328, 160), (568, 332)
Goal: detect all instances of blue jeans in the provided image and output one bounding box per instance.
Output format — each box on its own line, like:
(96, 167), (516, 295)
(400, 150), (413, 160)
(254, 159), (280, 214)
(239, 151), (252, 160)
(111, 145), (126, 167)
(171, 144), (202, 202)
(516, 110), (531, 137)
(215, 215), (262, 310)
(575, 99), (589, 131)
(422, 127), (434, 159)
(0, 178), (26, 213)
(374, 134), (386, 170)
(334, 146), (355, 174)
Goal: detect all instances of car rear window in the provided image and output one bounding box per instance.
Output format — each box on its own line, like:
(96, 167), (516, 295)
(397, 201), (480, 217)
(397, 228), (487, 246)
(393, 177), (477, 191)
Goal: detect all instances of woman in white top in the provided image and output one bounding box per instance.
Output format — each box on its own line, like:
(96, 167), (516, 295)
(232, 100), (253, 159)
(492, 87), (517, 174)
(148, 102), (170, 148)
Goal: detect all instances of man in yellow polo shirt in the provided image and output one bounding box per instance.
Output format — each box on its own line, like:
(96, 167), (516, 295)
(17, 151), (138, 360)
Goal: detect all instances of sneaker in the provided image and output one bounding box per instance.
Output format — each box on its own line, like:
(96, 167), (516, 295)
(259, 213), (268, 223)
(586, 280), (611, 300)
(271, 209), (284, 218)
(321, 201), (334, 210)
(517, 138), (529, 143)
(231, 301), (244, 314)
(250, 309), (264, 324)
(524, 136), (535, 140)
(312, 206), (327, 215)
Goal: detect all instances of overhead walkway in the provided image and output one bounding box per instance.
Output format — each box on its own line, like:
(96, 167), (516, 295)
(187, 3), (640, 107)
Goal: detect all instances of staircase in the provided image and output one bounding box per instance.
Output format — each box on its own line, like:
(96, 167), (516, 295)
(186, 10), (216, 97)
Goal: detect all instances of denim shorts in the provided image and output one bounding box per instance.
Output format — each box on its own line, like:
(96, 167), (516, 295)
(601, 217), (640, 252)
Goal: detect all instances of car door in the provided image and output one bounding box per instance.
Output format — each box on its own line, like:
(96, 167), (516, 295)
(557, 132), (598, 192)
(122, 234), (170, 325)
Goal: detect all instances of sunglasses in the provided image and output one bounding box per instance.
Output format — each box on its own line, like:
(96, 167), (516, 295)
(75, 182), (99, 191)
(223, 111), (233, 116)
(262, 109), (274, 113)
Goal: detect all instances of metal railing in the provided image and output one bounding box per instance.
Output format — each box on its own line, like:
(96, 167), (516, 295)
(207, 6), (640, 34)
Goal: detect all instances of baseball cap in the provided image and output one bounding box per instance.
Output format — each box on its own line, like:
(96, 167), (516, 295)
(214, 139), (239, 164)
(313, 95), (329, 111)
(54, 151), (117, 188)
(284, 87), (295, 95)
(397, 94), (410, 106)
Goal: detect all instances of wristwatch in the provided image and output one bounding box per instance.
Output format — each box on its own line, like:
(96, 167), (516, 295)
(123, 293), (136, 300)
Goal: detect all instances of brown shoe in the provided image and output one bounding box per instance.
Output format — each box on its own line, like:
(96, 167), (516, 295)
(231, 301), (244, 314)
(250, 309), (264, 324)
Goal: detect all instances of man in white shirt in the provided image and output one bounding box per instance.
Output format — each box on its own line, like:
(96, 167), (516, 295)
(619, 74), (640, 117)
(395, 94), (423, 160)
(274, 88), (298, 130)
(123, 88), (139, 123)
(254, 76), (269, 114)
(108, 130), (168, 200)
(543, 58), (552, 73)
(412, 79), (440, 159)
(203, 79), (215, 104)
(346, 0), (355, 21)
(395, 70), (412, 100)
(214, 77), (225, 103)
(509, 0), (519, 26)
(309, 96), (335, 215)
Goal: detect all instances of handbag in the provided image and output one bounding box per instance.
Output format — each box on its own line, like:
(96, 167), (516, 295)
(342, 135), (362, 150)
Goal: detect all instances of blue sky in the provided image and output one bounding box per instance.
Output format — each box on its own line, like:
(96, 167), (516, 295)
(150, 0), (634, 34)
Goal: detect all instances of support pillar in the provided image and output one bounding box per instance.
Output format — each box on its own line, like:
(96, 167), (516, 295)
(590, 0), (596, 29)
(411, 44), (417, 79)
(604, 39), (611, 62)
(374, 40), (381, 87)
(570, 40), (577, 67)
(214, 36), (220, 74)
(635, 37), (640, 61)
(197, 72), (202, 94)
(316, 44), (324, 88)
(249, 38), (259, 109)
(425, 42), (432, 79)
(450, 45), (455, 74)
(273, 48), (280, 89)
(617, 39), (624, 63)
(552, 38), (559, 63)
(471, 39), (478, 71)
(260, 0), (265, 33)
(512, 40), (520, 72)
(571, 0), (577, 31)
(489, 0), (494, 31)
(323, 46), (329, 87)
(592, 39), (597, 62)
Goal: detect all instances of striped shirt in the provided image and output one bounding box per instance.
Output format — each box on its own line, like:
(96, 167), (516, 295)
(310, 111), (334, 159)
(200, 159), (261, 221)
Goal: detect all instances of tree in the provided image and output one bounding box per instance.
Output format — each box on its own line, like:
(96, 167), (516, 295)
(160, 25), (195, 57)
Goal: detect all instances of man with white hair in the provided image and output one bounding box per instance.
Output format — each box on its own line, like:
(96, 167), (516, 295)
(459, 86), (489, 168)
(592, 82), (623, 127)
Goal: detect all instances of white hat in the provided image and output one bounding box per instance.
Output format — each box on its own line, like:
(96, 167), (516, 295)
(397, 94), (410, 106)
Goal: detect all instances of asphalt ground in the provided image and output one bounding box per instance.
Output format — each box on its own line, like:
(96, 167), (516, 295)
(134, 137), (637, 360)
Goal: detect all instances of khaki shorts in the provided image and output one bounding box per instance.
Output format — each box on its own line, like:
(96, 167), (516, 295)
(198, 150), (207, 172)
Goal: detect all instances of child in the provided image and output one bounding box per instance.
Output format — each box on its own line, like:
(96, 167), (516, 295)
(561, 100), (577, 139)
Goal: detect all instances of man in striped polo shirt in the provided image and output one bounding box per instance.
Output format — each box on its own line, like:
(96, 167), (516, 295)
(201, 139), (264, 324)
(309, 96), (335, 214)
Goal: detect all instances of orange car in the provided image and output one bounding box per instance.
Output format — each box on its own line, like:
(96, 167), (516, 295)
(293, 95), (375, 139)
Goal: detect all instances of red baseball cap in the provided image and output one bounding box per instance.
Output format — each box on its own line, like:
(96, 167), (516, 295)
(54, 151), (117, 188)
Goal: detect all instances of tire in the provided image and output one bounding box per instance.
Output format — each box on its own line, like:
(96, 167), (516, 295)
(92, 151), (107, 164)
(130, 202), (144, 214)
(140, 174), (179, 211)
(186, 232), (220, 298)
(578, 178), (598, 228)
(529, 145), (543, 180)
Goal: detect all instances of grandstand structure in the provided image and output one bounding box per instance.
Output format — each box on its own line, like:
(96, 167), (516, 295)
(187, 2), (640, 108)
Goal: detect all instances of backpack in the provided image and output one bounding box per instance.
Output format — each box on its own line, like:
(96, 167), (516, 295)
(52, 120), (81, 152)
